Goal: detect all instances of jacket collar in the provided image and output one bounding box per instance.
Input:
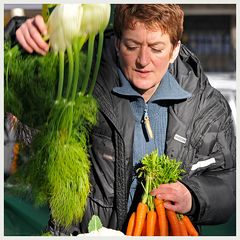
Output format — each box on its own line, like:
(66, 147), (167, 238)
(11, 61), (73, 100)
(113, 68), (192, 102)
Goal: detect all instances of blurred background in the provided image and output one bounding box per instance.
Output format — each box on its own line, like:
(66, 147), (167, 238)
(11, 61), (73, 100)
(4, 4), (236, 236)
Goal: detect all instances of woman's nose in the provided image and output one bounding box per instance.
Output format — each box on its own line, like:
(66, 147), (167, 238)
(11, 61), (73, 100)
(136, 46), (150, 67)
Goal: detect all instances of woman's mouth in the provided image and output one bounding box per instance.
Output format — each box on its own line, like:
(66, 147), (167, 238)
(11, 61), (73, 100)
(135, 70), (151, 78)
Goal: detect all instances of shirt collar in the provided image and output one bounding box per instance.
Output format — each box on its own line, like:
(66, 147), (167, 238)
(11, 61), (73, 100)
(113, 68), (192, 102)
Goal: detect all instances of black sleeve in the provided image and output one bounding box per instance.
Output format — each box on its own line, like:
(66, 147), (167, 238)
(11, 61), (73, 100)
(4, 16), (28, 43)
(181, 113), (236, 225)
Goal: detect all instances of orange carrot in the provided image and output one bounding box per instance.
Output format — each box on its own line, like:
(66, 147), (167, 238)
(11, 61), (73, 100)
(178, 216), (188, 236)
(146, 210), (157, 236)
(154, 215), (160, 236)
(182, 215), (199, 236)
(126, 212), (136, 236)
(154, 198), (169, 236)
(141, 218), (147, 236)
(166, 209), (181, 236)
(133, 202), (148, 236)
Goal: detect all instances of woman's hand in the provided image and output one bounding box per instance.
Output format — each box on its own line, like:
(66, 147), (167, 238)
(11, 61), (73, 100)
(151, 181), (192, 213)
(16, 15), (49, 55)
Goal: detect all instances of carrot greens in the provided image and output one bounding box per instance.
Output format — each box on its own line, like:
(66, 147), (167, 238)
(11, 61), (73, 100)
(126, 150), (186, 236)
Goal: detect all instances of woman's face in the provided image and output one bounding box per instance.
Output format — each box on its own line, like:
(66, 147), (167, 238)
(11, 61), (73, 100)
(116, 22), (180, 100)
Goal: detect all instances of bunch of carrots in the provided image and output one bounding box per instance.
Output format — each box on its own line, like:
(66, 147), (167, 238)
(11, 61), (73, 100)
(126, 151), (199, 236)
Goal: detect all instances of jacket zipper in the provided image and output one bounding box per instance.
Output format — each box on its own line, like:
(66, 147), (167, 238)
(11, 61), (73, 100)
(144, 103), (154, 139)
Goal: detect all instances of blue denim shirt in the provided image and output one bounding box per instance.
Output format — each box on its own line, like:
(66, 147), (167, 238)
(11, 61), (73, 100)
(113, 68), (191, 210)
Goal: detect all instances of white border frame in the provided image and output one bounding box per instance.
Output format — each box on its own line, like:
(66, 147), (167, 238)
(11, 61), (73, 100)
(1, 1), (239, 240)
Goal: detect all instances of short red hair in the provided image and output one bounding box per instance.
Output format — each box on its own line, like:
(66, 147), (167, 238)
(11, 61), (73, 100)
(113, 4), (184, 48)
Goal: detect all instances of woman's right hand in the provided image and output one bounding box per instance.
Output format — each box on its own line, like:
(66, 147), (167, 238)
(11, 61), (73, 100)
(16, 15), (49, 55)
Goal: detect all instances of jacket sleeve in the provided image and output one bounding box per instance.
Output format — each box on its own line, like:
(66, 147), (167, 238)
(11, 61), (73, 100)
(181, 107), (236, 225)
(4, 16), (27, 43)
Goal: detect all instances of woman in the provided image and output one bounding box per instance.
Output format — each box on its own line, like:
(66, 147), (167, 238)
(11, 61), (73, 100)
(8, 4), (235, 235)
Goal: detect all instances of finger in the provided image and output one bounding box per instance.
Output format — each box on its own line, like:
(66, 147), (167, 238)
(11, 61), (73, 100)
(156, 192), (178, 203)
(160, 182), (179, 189)
(34, 15), (48, 36)
(32, 15), (49, 51)
(26, 19), (49, 55)
(164, 201), (189, 214)
(151, 185), (177, 196)
(16, 28), (34, 53)
(28, 22), (49, 52)
(150, 188), (158, 196)
(24, 21), (47, 55)
(164, 201), (178, 212)
(150, 184), (170, 195)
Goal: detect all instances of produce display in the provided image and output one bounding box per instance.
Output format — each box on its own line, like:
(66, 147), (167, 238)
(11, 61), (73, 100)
(5, 4), (199, 236)
(125, 150), (199, 236)
(4, 4), (110, 229)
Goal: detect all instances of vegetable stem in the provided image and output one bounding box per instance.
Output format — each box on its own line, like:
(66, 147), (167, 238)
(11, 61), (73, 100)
(70, 36), (86, 101)
(81, 34), (95, 95)
(65, 46), (74, 100)
(67, 103), (74, 141)
(56, 50), (65, 101)
(78, 35), (88, 53)
(70, 39), (80, 101)
(142, 176), (150, 204)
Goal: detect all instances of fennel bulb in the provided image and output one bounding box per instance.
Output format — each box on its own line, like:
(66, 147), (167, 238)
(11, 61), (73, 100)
(47, 4), (83, 52)
(80, 4), (111, 94)
(5, 3), (111, 229)
(81, 4), (111, 35)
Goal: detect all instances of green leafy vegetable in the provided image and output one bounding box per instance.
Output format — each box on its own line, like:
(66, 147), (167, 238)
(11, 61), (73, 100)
(5, 3), (111, 228)
(137, 150), (185, 210)
(4, 42), (58, 129)
(88, 215), (103, 232)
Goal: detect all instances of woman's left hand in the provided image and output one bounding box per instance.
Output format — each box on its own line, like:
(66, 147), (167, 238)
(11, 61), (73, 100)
(150, 181), (192, 213)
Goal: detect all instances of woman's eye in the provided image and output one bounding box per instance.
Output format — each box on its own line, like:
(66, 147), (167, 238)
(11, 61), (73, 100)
(151, 48), (163, 53)
(126, 45), (138, 51)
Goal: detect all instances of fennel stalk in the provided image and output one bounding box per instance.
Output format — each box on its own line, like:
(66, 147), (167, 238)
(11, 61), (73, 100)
(5, 3), (110, 228)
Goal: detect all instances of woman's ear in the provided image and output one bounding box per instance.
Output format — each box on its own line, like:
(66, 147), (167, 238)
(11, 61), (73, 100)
(115, 37), (120, 55)
(169, 41), (181, 64)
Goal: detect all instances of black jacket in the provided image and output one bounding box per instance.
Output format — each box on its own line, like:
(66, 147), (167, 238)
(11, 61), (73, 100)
(5, 18), (236, 236)
(76, 31), (236, 234)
